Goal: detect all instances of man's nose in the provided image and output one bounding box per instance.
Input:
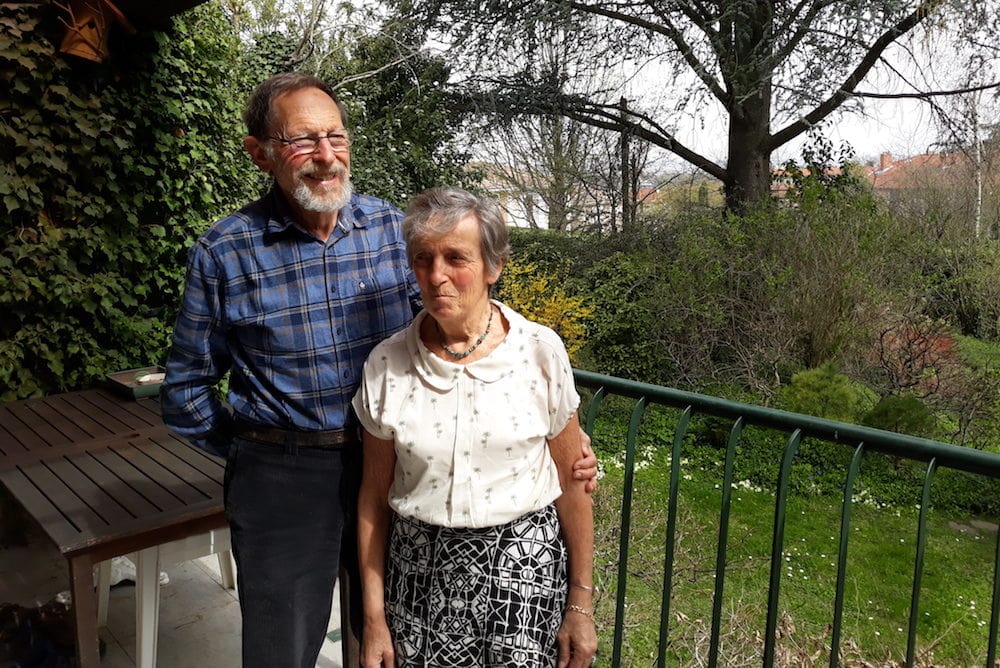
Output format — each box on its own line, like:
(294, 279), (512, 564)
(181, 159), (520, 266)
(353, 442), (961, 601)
(312, 137), (338, 162)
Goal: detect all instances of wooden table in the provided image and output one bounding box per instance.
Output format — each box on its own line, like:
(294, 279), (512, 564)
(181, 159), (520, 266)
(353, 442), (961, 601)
(0, 387), (229, 667)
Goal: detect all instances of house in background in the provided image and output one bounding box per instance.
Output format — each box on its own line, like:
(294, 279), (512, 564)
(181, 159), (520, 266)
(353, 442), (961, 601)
(475, 161), (618, 231)
(771, 150), (989, 220)
(477, 161), (722, 230)
(863, 151), (971, 204)
(770, 165), (846, 199)
(477, 163), (549, 229)
(863, 150), (999, 239)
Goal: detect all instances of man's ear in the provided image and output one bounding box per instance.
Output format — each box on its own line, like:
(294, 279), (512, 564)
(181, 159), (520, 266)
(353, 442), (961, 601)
(244, 136), (272, 174)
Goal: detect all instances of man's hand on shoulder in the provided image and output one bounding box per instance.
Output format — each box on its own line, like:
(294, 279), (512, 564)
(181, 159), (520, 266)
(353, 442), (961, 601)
(572, 428), (599, 494)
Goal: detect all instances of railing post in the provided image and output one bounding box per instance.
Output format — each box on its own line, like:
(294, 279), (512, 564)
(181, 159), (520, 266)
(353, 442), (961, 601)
(763, 429), (802, 666)
(708, 417), (745, 668)
(610, 397), (648, 667)
(905, 458), (938, 667)
(656, 406), (692, 668)
(829, 443), (865, 668)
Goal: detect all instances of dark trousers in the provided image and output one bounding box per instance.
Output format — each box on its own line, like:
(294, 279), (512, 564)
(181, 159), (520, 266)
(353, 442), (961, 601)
(224, 438), (360, 668)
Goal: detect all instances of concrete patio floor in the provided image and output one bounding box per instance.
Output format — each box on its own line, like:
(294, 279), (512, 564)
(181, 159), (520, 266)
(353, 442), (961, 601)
(0, 524), (344, 667)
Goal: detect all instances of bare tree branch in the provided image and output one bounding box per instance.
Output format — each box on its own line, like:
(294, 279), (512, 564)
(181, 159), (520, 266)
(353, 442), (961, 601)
(769, 0), (944, 151)
(852, 81), (1000, 99)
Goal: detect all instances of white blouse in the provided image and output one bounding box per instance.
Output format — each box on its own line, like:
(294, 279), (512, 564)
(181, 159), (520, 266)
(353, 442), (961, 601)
(351, 301), (581, 528)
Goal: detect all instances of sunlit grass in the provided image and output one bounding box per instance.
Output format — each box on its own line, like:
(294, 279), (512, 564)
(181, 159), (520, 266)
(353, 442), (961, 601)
(591, 444), (998, 666)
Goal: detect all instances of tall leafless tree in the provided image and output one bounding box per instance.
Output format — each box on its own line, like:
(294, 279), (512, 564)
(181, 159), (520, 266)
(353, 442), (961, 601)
(393, 0), (1000, 212)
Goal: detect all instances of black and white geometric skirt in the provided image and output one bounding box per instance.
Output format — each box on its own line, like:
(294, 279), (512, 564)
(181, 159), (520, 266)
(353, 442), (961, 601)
(386, 504), (568, 667)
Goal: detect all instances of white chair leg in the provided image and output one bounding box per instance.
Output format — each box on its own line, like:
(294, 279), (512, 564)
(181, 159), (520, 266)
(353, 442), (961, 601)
(217, 550), (236, 589)
(135, 547), (161, 668)
(96, 560), (112, 627)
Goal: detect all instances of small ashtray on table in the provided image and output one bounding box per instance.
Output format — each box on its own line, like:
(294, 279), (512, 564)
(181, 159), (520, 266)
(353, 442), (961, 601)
(105, 366), (166, 399)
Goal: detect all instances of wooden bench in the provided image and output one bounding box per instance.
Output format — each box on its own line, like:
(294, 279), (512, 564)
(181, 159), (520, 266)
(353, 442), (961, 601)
(0, 388), (231, 667)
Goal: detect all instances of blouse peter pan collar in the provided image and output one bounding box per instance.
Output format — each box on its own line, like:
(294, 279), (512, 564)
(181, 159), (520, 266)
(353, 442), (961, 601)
(407, 300), (525, 390)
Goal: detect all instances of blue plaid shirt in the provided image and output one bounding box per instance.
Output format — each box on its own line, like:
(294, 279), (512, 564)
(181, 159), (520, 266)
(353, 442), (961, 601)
(161, 188), (420, 455)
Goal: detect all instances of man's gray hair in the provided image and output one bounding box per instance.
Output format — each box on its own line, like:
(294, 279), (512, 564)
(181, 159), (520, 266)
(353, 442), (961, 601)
(243, 72), (348, 139)
(403, 188), (511, 278)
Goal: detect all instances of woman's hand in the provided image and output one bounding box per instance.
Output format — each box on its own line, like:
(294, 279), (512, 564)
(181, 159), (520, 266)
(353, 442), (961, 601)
(556, 608), (598, 667)
(361, 618), (396, 668)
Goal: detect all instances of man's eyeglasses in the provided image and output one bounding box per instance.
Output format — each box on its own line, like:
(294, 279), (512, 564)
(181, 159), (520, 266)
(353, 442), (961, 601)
(268, 131), (352, 155)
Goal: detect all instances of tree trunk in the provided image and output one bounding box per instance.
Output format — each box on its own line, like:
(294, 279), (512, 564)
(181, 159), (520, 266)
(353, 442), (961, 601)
(726, 106), (772, 214)
(723, 0), (774, 214)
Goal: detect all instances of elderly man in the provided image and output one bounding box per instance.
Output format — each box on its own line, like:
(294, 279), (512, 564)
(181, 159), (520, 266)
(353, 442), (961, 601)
(161, 72), (598, 668)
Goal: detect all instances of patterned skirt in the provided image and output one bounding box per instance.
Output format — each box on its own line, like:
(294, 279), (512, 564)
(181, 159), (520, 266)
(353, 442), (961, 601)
(386, 505), (567, 667)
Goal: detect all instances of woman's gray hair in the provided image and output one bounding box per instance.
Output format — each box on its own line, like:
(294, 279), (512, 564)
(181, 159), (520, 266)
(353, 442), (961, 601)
(403, 188), (511, 277)
(243, 72), (348, 139)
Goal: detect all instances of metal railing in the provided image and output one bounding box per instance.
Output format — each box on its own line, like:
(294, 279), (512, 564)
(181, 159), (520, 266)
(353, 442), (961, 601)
(574, 368), (1000, 668)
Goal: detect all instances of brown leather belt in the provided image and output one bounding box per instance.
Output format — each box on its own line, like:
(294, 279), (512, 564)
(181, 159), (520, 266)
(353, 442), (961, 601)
(233, 419), (357, 449)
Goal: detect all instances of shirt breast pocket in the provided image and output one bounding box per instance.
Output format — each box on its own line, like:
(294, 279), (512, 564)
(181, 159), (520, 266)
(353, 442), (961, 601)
(339, 264), (411, 338)
(227, 293), (315, 356)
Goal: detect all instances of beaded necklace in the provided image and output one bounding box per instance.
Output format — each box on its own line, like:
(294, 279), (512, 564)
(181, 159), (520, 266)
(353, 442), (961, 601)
(438, 305), (494, 360)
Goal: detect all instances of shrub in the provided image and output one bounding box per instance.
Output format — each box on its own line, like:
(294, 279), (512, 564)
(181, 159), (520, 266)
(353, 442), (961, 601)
(778, 364), (878, 423)
(496, 258), (593, 360)
(862, 394), (940, 439)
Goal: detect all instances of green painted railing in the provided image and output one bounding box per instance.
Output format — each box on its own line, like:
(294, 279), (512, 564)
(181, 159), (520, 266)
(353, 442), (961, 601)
(574, 368), (1000, 668)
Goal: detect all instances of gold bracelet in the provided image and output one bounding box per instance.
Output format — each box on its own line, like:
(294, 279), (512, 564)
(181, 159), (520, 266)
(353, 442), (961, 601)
(570, 583), (595, 592)
(566, 604), (595, 620)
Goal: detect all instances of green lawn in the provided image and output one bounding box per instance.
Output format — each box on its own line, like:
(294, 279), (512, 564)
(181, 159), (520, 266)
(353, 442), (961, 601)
(590, 446), (998, 667)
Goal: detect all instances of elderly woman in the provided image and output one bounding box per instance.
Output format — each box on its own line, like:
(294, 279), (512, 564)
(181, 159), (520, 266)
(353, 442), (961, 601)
(352, 187), (598, 667)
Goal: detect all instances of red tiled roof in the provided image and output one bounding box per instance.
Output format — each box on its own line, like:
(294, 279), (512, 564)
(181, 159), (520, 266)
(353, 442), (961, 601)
(863, 152), (968, 191)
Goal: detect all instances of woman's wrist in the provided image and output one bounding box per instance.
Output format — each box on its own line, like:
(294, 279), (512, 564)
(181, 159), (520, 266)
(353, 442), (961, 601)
(567, 578), (595, 605)
(363, 609), (388, 626)
(565, 603), (595, 621)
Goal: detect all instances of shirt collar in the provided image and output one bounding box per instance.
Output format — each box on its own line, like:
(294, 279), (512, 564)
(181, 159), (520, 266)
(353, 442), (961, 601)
(407, 301), (525, 390)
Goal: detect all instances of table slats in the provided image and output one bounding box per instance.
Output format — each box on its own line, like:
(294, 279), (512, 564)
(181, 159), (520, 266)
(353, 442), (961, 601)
(81, 391), (160, 429)
(44, 457), (136, 526)
(109, 441), (209, 507)
(0, 467), (82, 549)
(70, 452), (161, 518)
(94, 448), (191, 517)
(12, 461), (109, 537)
(143, 433), (220, 499)
(22, 399), (95, 443)
(0, 404), (53, 454)
(49, 395), (126, 439)
(0, 388), (228, 668)
(157, 436), (225, 486)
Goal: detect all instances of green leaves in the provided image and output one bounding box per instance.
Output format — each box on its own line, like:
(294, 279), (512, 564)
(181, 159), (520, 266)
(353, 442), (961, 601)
(0, 1), (486, 401)
(0, 2), (256, 400)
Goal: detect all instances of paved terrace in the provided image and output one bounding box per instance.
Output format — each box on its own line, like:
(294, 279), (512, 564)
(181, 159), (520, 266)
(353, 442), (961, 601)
(0, 528), (344, 667)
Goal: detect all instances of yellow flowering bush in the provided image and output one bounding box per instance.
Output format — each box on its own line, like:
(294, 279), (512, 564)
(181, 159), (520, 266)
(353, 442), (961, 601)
(497, 259), (593, 360)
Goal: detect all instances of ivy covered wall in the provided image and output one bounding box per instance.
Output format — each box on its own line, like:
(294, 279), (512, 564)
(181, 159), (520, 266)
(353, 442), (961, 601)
(0, 3), (259, 400)
(0, 1), (478, 402)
